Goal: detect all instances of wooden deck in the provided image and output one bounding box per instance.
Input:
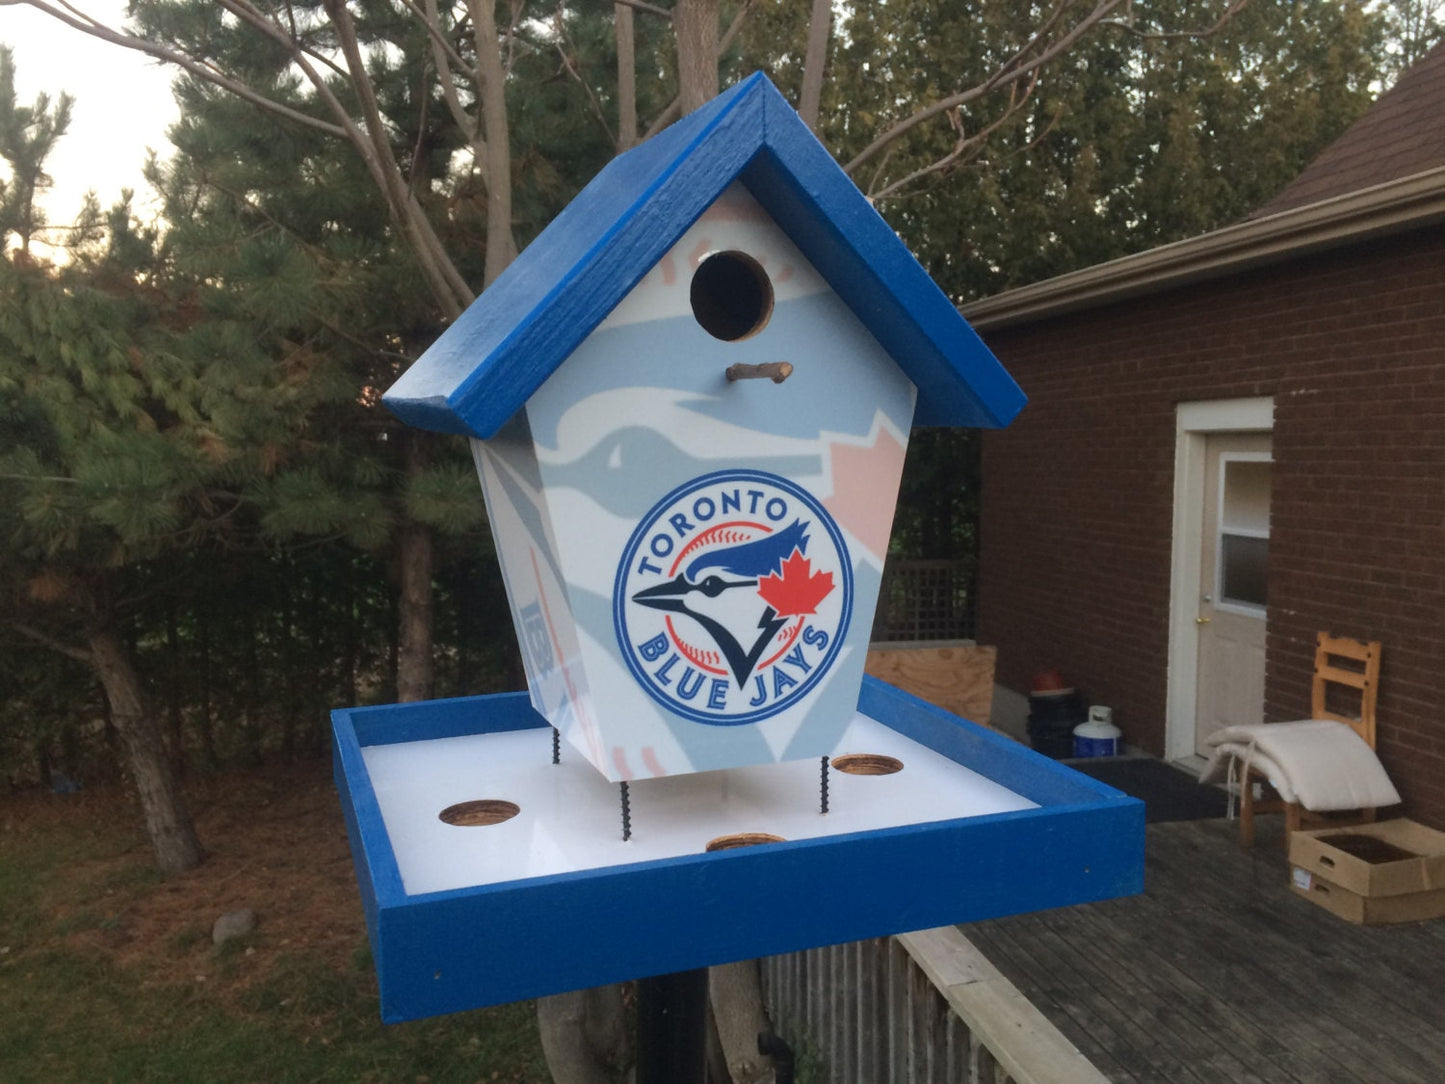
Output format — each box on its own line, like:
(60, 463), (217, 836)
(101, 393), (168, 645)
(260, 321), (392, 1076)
(961, 815), (1445, 1083)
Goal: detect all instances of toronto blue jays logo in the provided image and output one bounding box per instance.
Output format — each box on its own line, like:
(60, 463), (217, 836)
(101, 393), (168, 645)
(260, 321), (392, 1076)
(614, 469), (852, 725)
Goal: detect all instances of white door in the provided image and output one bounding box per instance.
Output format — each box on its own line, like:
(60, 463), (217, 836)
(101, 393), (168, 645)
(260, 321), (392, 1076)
(1194, 434), (1271, 758)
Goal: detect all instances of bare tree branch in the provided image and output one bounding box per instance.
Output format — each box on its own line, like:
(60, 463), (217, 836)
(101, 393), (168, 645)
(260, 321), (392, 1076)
(401, 0), (479, 80)
(406, 58), (433, 197)
(613, 0), (671, 18)
(867, 74), (1042, 202)
(846, 0), (1252, 190)
(18, 0), (481, 313)
(221, 0), (349, 82)
(217, 0), (354, 116)
(0, 472), (81, 483)
(285, 0), (305, 41)
(643, 97), (682, 140)
(502, 0), (527, 76)
(553, 6), (616, 146)
(1105, 0), (1250, 39)
(13, 622), (92, 663)
(422, 0), (483, 143)
(718, 2), (755, 61)
(11, 0), (348, 138)
(845, 0), (1129, 177)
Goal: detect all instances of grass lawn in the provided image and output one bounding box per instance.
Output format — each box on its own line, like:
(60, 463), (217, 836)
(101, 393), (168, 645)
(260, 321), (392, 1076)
(0, 758), (550, 1083)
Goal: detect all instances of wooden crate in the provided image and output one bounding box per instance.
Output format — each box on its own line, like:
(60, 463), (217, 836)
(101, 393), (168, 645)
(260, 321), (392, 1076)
(865, 642), (996, 727)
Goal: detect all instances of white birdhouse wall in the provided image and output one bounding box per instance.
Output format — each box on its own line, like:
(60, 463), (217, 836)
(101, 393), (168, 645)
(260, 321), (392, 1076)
(474, 182), (918, 782)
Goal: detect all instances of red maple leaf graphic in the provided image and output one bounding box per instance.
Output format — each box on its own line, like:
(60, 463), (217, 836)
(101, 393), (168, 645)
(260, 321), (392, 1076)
(756, 548), (835, 617)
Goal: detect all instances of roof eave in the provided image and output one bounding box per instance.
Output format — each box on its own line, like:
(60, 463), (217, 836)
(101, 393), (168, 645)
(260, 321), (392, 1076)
(746, 93), (1025, 429)
(384, 79), (768, 440)
(962, 166), (1445, 334)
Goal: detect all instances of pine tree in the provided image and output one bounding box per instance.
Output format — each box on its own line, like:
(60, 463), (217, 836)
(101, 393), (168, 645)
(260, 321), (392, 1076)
(0, 44), (73, 259)
(0, 229), (212, 873)
(0, 57), (357, 870)
(147, 48), (494, 704)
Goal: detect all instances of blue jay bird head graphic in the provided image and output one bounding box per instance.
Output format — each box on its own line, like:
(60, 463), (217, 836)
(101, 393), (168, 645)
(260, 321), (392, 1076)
(683, 520), (808, 581)
(631, 520), (812, 688)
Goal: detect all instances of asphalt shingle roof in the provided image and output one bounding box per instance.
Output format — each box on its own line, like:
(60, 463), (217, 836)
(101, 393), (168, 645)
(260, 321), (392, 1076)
(1252, 40), (1445, 217)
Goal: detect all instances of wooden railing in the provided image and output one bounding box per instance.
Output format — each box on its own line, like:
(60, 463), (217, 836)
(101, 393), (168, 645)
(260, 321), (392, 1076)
(761, 926), (1106, 1084)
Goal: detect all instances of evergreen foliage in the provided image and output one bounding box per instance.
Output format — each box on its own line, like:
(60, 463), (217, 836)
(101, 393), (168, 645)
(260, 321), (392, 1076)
(804, 0), (1391, 302)
(0, 44), (73, 257)
(0, 48), (506, 796)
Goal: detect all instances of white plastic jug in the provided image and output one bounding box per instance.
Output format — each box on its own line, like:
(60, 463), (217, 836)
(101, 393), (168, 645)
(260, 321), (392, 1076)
(1073, 709), (1120, 757)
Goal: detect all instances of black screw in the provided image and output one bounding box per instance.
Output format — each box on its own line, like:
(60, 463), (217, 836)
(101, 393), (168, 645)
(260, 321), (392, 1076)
(820, 755), (830, 815)
(621, 780), (632, 842)
(552, 726), (561, 765)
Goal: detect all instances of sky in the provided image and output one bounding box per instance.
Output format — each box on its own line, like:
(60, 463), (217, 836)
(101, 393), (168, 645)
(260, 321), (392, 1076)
(1, 2), (178, 234)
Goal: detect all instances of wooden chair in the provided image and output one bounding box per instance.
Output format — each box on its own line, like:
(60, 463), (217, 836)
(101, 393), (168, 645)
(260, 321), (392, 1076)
(1238, 632), (1382, 847)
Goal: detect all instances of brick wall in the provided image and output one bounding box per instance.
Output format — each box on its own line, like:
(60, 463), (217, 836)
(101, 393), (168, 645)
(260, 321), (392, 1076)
(977, 225), (1445, 825)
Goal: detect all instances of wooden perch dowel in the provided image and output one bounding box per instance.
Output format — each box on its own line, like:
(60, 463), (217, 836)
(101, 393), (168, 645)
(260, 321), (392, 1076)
(726, 361), (794, 384)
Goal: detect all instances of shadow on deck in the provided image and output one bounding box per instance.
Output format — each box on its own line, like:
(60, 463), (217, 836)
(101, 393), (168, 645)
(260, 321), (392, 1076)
(962, 815), (1445, 1083)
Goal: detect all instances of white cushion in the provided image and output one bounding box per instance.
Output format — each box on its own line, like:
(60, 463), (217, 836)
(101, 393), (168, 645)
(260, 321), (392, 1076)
(1198, 720), (1401, 811)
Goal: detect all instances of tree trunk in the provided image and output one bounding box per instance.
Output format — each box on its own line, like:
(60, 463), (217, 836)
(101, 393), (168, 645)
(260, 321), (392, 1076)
(343, 556), (359, 705)
(674, 0), (720, 115)
(798, 0), (833, 131)
(615, 2), (638, 151)
(86, 624), (204, 875)
(197, 605), (217, 768)
(280, 571), (298, 758)
(397, 433), (435, 703)
(306, 564), (329, 753)
(537, 986), (631, 1084)
(242, 602), (263, 764)
(165, 599), (186, 772)
(35, 738), (52, 791)
(471, 0), (518, 287)
(710, 961), (776, 1083)
(396, 520), (435, 703)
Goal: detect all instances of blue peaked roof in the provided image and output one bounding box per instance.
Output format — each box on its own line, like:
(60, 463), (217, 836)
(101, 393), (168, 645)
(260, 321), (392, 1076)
(383, 73), (1026, 438)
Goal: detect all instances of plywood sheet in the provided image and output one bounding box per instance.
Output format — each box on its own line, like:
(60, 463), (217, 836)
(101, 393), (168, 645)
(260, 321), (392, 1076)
(865, 643), (997, 727)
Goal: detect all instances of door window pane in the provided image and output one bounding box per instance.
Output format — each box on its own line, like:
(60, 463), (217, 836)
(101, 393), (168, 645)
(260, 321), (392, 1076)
(1222, 460), (1271, 533)
(1220, 533), (1267, 607)
(1217, 456), (1269, 610)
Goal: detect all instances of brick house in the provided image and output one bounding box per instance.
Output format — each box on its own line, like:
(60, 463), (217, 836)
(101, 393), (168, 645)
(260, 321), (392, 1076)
(965, 43), (1445, 824)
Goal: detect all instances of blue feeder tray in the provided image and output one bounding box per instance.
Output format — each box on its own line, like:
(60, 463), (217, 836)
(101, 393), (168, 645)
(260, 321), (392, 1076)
(334, 676), (1143, 1023)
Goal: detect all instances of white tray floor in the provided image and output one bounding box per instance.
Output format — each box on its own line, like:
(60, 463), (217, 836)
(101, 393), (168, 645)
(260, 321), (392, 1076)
(362, 711), (1037, 896)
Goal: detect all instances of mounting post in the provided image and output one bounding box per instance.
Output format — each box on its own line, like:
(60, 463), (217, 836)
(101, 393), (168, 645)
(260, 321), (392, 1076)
(636, 968), (709, 1084)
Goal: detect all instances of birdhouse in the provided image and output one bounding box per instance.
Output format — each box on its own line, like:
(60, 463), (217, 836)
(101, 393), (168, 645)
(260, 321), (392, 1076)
(333, 75), (1142, 1026)
(385, 73), (1025, 782)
